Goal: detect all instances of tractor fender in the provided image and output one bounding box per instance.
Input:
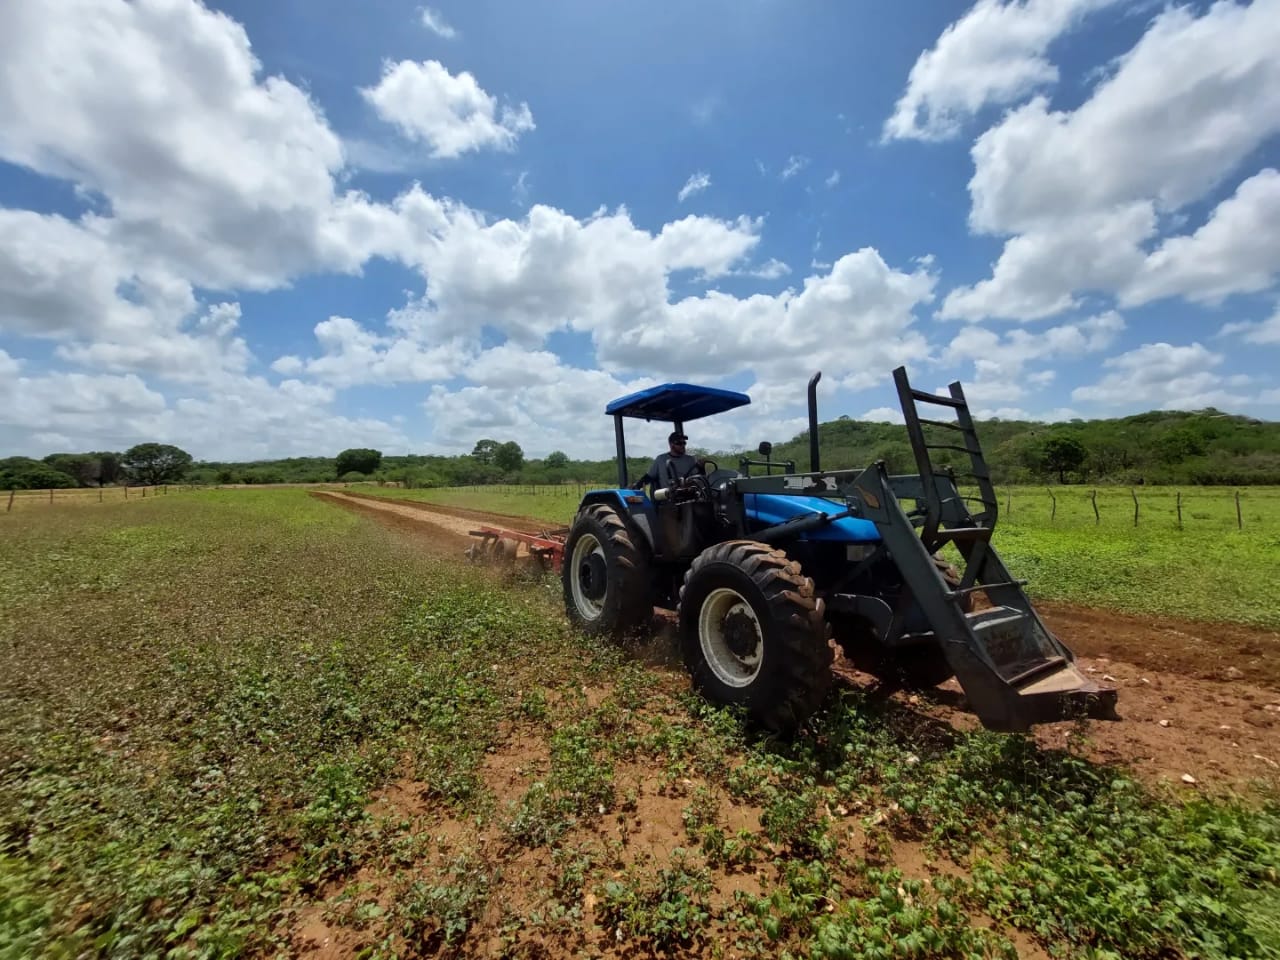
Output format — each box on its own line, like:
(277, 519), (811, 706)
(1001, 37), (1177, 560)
(577, 489), (658, 553)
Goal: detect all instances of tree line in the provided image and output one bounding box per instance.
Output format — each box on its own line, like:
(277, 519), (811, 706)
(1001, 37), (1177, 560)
(1, 444), (193, 490)
(5, 406), (1279, 491)
(767, 406), (1280, 486)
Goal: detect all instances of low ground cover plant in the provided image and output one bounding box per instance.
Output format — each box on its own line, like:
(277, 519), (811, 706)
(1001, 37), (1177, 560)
(1, 489), (1276, 957)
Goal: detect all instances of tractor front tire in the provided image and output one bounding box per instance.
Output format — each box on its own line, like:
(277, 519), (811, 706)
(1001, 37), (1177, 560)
(562, 503), (652, 641)
(677, 541), (832, 734)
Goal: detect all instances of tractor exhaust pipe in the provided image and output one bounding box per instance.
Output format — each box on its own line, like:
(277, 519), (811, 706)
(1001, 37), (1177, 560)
(807, 371), (821, 473)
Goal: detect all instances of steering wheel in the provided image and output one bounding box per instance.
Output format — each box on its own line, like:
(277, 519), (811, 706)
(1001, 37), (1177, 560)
(682, 472), (713, 502)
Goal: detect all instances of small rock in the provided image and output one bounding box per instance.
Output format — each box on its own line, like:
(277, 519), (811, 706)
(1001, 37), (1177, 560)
(1225, 666), (1244, 681)
(1181, 774), (1198, 785)
(1140, 677), (1150, 684)
(906, 754), (920, 765)
(1158, 719), (1170, 728)
(1103, 674), (1118, 683)
(1218, 724), (1232, 731)
(1253, 754), (1279, 768)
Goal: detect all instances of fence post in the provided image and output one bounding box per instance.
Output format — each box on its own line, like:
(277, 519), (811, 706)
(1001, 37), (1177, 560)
(6, 489), (13, 513)
(1091, 489), (1099, 525)
(1131, 488), (1139, 527)
(1236, 490), (1242, 530)
(1006, 489), (1012, 515)
(1046, 488), (1056, 521)
(49, 488), (54, 505)
(1176, 490), (1182, 529)
(99, 487), (104, 503)
(124, 485), (129, 499)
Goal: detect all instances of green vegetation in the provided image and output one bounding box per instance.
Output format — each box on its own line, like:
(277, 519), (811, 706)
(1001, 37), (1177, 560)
(356, 482), (1280, 629)
(8, 400), (1277, 491)
(119, 442), (193, 485)
(334, 447), (383, 477)
(766, 406), (1280, 486)
(1, 489), (1277, 958)
(1, 446), (180, 490)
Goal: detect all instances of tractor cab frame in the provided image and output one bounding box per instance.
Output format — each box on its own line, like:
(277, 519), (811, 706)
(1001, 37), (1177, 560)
(604, 381), (752, 489)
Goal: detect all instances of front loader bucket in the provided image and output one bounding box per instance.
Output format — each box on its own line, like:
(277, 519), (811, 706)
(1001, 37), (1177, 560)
(940, 605), (1119, 732)
(850, 457), (1119, 733)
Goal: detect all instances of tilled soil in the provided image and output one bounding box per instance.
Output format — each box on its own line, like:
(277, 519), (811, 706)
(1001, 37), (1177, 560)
(316, 490), (1280, 794)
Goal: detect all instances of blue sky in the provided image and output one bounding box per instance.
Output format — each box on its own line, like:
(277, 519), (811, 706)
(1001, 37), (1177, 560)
(1, 0), (1278, 462)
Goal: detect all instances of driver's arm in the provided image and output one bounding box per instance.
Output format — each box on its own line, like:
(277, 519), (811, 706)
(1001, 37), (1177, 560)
(634, 455), (665, 490)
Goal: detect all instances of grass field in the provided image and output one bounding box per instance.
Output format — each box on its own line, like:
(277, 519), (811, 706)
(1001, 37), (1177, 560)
(2, 489), (1278, 958)
(355, 483), (1280, 630)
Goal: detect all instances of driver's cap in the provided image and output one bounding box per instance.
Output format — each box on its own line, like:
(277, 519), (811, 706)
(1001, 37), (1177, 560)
(668, 431), (688, 442)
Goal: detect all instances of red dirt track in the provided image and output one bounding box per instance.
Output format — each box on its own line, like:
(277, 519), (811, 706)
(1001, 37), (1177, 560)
(316, 491), (1280, 795)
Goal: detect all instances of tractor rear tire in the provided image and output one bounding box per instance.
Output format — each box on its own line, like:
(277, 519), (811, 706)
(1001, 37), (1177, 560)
(677, 540), (832, 734)
(562, 503), (652, 641)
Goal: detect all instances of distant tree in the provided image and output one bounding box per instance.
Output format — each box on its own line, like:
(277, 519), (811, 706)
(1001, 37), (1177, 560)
(1041, 435), (1087, 484)
(494, 441), (525, 473)
(1156, 428), (1206, 464)
(42, 453), (100, 487)
(544, 450), (569, 469)
(88, 452), (123, 486)
(471, 439), (499, 465)
(335, 448), (382, 477)
(0, 457), (78, 490)
(121, 443), (193, 485)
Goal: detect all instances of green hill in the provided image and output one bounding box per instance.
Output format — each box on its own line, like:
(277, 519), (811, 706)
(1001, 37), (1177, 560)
(759, 408), (1280, 486)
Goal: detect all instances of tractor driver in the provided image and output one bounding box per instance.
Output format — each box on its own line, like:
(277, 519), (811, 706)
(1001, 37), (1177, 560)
(635, 430), (705, 496)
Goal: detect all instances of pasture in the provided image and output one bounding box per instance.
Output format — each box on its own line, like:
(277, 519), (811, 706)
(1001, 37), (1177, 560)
(355, 483), (1280, 629)
(1, 489), (1278, 958)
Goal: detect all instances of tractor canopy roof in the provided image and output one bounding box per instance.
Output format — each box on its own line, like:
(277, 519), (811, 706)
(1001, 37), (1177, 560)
(605, 382), (751, 422)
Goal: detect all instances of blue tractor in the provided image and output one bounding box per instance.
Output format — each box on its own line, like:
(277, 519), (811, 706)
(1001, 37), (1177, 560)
(562, 366), (1119, 734)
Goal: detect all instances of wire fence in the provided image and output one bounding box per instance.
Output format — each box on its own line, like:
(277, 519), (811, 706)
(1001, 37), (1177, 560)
(971, 485), (1276, 532)
(430, 482), (1278, 531)
(8, 481), (1277, 531)
(4, 484), (197, 512)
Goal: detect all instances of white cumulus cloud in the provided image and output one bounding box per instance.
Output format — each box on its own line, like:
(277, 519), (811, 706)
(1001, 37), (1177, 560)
(360, 59), (534, 158)
(945, 0), (1280, 321)
(884, 0), (1117, 142)
(1071, 342), (1247, 409)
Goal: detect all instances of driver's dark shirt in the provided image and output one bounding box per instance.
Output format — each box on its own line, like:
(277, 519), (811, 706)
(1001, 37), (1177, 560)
(639, 452), (699, 489)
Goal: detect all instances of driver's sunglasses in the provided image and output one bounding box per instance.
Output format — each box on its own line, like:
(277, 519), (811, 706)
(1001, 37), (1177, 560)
(672, 440), (686, 446)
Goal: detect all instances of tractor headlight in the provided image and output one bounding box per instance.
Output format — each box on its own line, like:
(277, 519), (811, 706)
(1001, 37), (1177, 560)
(846, 544), (874, 562)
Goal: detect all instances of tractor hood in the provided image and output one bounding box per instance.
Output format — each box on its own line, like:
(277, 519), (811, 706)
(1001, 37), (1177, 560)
(743, 493), (881, 543)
